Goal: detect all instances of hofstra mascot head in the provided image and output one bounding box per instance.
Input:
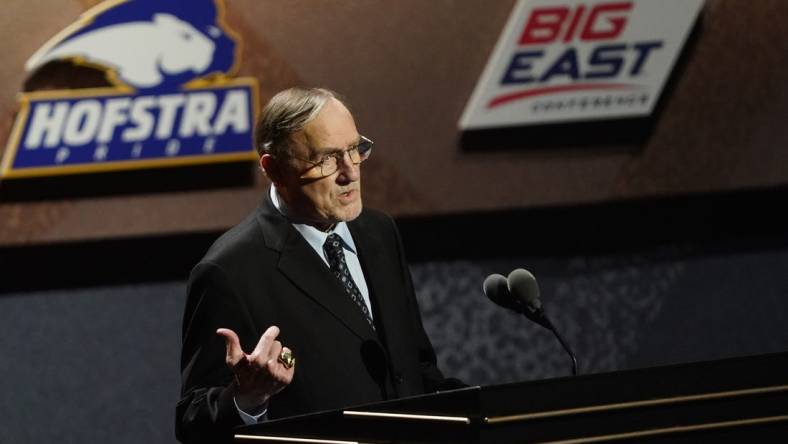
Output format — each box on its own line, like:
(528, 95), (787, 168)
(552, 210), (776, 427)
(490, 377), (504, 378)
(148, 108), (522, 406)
(25, 0), (238, 92)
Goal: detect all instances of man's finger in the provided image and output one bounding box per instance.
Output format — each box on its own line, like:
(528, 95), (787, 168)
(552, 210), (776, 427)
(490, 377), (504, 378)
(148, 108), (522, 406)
(267, 340), (283, 364)
(216, 328), (244, 365)
(251, 325), (280, 361)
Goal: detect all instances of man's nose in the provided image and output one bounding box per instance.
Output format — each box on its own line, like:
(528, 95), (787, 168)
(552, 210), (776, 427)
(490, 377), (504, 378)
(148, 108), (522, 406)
(336, 151), (360, 182)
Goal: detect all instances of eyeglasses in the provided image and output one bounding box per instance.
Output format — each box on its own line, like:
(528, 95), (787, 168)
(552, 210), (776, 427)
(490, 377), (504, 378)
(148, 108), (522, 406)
(287, 135), (373, 177)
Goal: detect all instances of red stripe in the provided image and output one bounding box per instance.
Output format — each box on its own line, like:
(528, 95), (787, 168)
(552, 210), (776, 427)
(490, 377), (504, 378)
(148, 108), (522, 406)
(487, 83), (638, 109)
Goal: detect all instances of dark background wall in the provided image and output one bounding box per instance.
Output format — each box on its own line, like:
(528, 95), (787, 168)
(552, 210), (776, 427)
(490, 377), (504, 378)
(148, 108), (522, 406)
(1, 1), (788, 443)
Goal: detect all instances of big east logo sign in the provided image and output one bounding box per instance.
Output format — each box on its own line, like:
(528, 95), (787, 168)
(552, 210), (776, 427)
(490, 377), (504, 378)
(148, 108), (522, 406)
(1, 0), (257, 178)
(460, 0), (704, 130)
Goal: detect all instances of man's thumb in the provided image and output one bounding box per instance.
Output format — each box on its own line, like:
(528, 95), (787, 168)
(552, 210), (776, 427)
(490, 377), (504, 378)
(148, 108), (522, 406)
(216, 328), (244, 365)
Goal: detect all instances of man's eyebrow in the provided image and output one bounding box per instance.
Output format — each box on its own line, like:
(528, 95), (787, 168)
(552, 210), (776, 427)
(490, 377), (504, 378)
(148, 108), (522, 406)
(318, 138), (363, 155)
(343, 137), (363, 151)
(320, 147), (345, 156)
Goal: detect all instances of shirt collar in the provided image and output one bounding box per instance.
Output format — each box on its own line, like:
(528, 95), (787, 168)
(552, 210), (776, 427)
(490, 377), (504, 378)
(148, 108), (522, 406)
(270, 185), (357, 254)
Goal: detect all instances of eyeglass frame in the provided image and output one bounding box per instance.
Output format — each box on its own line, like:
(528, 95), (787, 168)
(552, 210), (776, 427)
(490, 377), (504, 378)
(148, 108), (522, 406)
(275, 135), (374, 177)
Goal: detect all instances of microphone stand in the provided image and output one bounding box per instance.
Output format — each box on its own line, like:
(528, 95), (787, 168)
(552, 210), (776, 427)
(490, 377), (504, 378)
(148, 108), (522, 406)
(524, 309), (578, 376)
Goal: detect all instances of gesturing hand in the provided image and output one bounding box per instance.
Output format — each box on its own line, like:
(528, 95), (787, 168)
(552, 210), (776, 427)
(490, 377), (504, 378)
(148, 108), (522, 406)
(216, 325), (295, 413)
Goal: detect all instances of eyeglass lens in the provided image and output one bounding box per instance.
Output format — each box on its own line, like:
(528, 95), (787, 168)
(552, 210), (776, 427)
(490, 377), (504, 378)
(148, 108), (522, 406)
(319, 139), (372, 176)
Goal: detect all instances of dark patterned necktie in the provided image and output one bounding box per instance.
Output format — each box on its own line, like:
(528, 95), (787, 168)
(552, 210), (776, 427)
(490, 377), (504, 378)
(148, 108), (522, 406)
(323, 233), (375, 330)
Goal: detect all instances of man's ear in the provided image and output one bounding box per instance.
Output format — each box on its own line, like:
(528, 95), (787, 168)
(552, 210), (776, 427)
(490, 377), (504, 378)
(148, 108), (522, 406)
(260, 154), (280, 185)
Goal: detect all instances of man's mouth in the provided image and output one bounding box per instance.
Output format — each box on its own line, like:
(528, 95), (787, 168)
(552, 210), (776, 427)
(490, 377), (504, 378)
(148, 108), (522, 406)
(338, 189), (357, 201)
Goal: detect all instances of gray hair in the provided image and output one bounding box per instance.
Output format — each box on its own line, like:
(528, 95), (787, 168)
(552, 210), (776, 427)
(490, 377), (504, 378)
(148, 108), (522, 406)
(254, 87), (341, 157)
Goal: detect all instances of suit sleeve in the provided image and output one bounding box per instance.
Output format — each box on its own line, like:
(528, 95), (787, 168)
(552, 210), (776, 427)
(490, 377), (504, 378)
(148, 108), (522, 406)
(176, 262), (258, 444)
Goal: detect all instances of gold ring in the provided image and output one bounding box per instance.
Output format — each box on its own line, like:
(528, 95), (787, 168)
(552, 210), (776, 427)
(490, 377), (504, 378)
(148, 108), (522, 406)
(278, 349), (295, 369)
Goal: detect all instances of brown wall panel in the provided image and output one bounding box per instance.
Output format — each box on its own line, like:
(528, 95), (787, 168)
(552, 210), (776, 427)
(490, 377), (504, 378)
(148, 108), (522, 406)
(1, 0), (787, 245)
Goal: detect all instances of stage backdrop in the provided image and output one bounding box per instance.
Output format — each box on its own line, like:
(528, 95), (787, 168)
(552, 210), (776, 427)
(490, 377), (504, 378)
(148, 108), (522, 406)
(1, 0), (788, 246)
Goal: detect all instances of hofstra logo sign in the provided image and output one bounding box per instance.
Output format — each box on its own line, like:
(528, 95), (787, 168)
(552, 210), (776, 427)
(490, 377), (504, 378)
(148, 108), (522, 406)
(460, 0), (703, 130)
(1, 0), (258, 178)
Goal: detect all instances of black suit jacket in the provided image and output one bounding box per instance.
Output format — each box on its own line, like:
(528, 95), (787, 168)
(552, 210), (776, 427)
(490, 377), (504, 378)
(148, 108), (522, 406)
(176, 193), (447, 443)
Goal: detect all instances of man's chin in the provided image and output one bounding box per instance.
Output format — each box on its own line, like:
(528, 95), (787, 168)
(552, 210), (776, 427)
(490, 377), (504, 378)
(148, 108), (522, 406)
(339, 201), (363, 222)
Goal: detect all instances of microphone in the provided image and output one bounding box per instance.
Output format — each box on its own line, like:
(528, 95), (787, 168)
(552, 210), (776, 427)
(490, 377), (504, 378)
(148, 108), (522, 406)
(482, 270), (546, 325)
(506, 268), (550, 328)
(482, 273), (519, 312)
(507, 268), (577, 376)
(483, 269), (579, 376)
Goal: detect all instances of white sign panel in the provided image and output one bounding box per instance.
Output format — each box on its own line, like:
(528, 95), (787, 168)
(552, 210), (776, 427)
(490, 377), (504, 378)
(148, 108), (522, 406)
(459, 0), (704, 130)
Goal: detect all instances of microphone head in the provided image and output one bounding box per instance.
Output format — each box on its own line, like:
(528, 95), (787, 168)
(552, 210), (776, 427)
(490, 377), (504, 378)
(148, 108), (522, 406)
(507, 268), (542, 311)
(483, 273), (520, 312)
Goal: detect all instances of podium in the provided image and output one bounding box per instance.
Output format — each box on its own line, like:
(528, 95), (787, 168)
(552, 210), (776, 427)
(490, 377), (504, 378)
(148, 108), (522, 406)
(235, 352), (788, 443)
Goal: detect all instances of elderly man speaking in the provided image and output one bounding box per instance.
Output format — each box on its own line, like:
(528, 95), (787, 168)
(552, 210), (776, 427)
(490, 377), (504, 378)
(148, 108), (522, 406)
(177, 87), (461, 443)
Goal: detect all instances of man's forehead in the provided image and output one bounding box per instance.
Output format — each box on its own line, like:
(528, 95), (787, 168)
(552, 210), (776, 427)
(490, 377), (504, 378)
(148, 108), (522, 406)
(302, 100), (360, 151)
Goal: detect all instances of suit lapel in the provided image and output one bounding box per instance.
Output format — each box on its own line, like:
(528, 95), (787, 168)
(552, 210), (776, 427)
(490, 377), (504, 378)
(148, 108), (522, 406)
(348, 216), (402, 397)
(256, 195), (377, 341)
(349, 216), (402, 347)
